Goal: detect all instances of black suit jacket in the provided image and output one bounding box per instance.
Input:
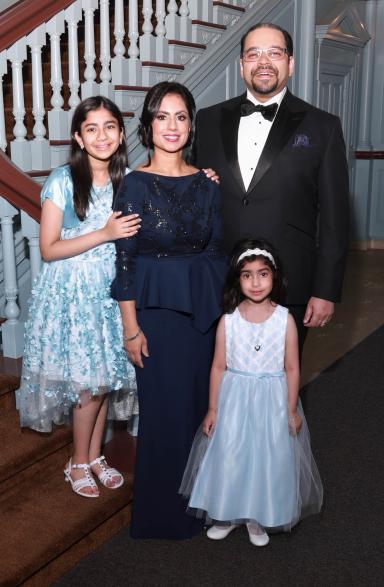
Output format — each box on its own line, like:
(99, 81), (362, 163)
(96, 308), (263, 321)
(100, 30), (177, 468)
(194, 90), (350, 305)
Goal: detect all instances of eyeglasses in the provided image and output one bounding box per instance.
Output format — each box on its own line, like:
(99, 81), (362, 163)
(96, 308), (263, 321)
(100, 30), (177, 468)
(242, 47), (289, 62)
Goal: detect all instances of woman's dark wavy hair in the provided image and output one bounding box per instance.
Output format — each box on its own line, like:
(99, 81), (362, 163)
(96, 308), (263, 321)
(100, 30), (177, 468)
(69, 96), (128, 220)
(137, 81), (196, 166)
(223, 238), (286, 313)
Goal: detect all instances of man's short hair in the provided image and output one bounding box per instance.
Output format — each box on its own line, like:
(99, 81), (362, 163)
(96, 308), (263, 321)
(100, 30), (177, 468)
(240, 23), (294, 57)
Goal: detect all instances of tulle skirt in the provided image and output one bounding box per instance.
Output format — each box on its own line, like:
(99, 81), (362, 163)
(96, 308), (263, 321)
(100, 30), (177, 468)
(179, 368), (323, 531)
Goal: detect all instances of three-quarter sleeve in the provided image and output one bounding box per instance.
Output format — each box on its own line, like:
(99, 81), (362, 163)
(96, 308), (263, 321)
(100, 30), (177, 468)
(111, 175), (144, 301)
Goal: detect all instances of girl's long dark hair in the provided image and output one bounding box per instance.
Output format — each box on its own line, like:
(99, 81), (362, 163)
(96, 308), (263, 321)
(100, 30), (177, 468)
(69, 96), (128, 220)
(137, 81), (196, 166)
(223, 238), (286, 313)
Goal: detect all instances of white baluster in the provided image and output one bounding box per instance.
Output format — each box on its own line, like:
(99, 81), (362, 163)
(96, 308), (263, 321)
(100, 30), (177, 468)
(82, 0), (98, 99)
(7, 38), (31, 171)
(179, 0), (192, 42)
(21, 211), (41, 284)
(140, 0), (156, 61)
(47, 12), (69, 140)
(155, 0), (169, 62)
(127, 0), (142, 84)
(27, 24), (50, 170)
(0, 198), (24, 358)
(111, 0), (128, 84)
(65, 1), (82, 112)
(0, 51), (7, 152)
(188, 0), (213, 22)
(99, 0), (114, 99)
(165, 0), (180, 40)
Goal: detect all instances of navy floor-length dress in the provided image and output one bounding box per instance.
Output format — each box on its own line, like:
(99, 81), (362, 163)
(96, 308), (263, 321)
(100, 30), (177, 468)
(111, 170), (226, 539)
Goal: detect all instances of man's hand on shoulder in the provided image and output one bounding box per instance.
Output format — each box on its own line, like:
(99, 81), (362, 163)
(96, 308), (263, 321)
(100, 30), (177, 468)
(303, 297), (334, 328)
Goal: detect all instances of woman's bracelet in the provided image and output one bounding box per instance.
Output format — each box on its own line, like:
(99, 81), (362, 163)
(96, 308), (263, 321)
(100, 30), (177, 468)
(123, 327), (142, 342)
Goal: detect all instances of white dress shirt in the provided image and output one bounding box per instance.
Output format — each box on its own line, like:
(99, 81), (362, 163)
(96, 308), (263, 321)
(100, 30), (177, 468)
(238, 87), (286, 191)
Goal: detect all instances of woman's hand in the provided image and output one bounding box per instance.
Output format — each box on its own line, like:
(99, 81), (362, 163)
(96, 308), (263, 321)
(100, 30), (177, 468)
(203, 408), (217, 437)
(288, 411), (302, 436)
(202, 168), (220, 184)
(124, 330), (149, 368)
(102, 211), (141, 241)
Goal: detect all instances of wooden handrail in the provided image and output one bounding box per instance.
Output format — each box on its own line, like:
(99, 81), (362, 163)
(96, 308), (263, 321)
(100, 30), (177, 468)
(0, 0), (75, 52)
(0, 1), (76, 221)
(0, 151), (41, 221)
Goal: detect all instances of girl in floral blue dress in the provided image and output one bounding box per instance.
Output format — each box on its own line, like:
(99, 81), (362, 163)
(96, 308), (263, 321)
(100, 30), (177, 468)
(17, 97), (139, 497)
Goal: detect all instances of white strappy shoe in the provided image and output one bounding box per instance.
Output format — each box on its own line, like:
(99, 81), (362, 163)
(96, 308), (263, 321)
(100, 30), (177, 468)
(64, 459), (99, 498)
(90, 456), (124, 489)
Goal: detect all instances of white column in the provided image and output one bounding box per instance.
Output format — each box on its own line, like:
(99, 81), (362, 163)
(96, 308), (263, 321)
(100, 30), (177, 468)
(140, 0), (156, 61)
(99, 0), (114, 99)
(7, 38), (31, 171)
(165, 0), (180, 40)
(65, 1), (82, 112)
(0, 198), (24, 358)
(111, 0), (128, 84)
(155, 0), (169, 62)
(82, 0), (98, 99)
(21, 211), (41, 283)
(179, 0), (192, 42)
(357, 0), (377, 150)
(297, 0), (316, 103)
(27, 24), (50, 170)
(0, 51), (7, 152)
(47, 12), (69, 140)
(126, 0), (142, 84)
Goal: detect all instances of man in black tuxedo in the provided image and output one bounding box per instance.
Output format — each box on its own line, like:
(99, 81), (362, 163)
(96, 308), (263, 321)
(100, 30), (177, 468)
(194, 23), (350, 352)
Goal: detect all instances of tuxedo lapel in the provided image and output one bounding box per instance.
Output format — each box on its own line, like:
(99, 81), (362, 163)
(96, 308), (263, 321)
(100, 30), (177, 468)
(220, 94), (246, 194)
(246, 92), (306, 194)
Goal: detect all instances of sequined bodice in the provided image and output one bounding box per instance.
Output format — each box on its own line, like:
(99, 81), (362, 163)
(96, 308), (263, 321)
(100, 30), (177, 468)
(115, 170), (221, 256)
(111, 170), (223, 301)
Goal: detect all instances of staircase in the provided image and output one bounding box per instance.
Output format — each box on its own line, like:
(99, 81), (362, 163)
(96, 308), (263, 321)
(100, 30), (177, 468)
(0, 1), (256, 584)
(0, 364), (137, 586)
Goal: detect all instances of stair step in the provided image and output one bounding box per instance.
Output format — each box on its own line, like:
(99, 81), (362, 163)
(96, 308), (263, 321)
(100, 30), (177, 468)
(0, 443), (132, 586)
(0, 400), (72, 485)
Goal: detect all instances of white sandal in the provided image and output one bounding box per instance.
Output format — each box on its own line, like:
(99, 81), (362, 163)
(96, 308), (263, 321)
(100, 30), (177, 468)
(64, 459), (99, 498)
(90, 456), (124, 489)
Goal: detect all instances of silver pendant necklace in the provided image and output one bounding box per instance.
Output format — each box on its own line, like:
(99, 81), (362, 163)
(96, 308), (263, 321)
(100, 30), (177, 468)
(253, 322), (264, 352)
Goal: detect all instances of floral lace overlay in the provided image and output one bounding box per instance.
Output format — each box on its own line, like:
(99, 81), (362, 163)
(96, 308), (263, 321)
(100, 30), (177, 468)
(17, 166), (137, 433)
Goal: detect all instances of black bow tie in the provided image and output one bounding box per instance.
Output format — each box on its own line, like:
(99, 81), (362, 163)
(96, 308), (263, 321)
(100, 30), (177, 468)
(240, 100), (278, 121)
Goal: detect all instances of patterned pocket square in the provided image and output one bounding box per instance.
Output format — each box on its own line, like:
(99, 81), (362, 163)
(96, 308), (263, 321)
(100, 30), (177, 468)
(292, 133), (310, 148)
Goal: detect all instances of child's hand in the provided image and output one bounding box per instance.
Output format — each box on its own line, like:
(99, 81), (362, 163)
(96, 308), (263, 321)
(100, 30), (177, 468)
(288, 411), (302, 436)
(202, 168), (220, 184)
(203, 408), (217, 437)
(103, 211), (141, 241)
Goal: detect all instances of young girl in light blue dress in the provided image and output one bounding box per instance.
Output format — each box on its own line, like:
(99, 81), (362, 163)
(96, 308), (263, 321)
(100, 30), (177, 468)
(17, 97), (140, 497)
(180, 239), (323, 545)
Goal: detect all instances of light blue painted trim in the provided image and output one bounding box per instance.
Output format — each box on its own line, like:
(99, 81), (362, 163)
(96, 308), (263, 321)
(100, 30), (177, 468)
(296, 0), (316, 103)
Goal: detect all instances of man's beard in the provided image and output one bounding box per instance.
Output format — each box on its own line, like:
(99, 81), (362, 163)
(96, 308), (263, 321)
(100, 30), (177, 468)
(250, 66), (278, 95)
(251, 78), (278, 95)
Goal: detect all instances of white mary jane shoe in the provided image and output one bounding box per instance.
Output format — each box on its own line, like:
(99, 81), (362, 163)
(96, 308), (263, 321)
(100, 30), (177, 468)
(246, 523), (269, 547)
(90, 455), (124, 489)
(206, 524), (238, 540)
(64, 459), (99, 498)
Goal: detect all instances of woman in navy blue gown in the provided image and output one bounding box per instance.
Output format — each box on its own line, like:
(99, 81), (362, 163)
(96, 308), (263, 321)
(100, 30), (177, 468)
(111, 82), (226, 539)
